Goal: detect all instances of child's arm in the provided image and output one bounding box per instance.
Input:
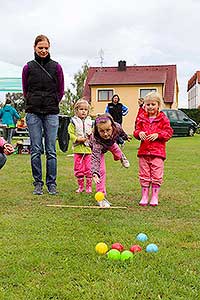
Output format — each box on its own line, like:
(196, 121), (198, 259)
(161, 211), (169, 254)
(133, 119), (145, 140)
(0, 137), (6, 148)
(156, 118), (173, 141)
(91, 141), (102, 182)
(146, 116), (173, 142)
(68, 123), (87, 144)
(116, 123), (130, 141)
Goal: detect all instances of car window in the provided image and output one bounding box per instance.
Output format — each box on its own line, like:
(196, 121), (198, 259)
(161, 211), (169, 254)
(167, 110), (178, 121)
(177, 111), (187, 121)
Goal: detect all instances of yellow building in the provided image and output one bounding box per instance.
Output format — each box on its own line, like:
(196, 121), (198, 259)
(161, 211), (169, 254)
(83, 61), (179, 134)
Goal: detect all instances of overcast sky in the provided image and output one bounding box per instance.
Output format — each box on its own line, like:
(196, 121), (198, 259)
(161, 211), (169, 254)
(0, 0), (199, 107)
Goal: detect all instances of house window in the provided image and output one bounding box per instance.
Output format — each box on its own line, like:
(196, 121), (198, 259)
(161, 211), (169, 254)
(98, 89), (113, 101)
(140, 89), (157, 98)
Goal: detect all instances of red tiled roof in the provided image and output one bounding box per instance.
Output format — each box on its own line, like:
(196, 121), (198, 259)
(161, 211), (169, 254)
(187, 71), (200, 91)
(83, 64), (177, 104)
(89, 70), (166, 85)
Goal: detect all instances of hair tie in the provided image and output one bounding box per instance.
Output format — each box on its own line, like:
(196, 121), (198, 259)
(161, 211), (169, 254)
(95, 116), (110, 124)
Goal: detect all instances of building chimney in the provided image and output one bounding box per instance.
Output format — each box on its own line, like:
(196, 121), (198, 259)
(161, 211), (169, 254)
(118, 60), (126, 71)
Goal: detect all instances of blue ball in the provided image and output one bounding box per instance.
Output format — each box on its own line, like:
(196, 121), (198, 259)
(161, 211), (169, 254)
(136, 233), (148, 242)
(146, 243), (158, 253)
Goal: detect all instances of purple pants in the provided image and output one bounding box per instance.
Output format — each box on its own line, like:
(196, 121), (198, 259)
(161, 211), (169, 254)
(96, 143), (122, 195)
(74, 154), (92, 178)
(139, 155), (164, 187)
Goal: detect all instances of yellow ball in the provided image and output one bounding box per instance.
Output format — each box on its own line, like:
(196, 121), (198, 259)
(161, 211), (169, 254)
(95, 242), (108, 255)
(95, 192), (104, 202)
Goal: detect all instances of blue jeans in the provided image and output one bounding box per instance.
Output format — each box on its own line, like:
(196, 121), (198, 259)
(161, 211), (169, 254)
(26, 113), (59, 187)
(0, 153), (7, 169)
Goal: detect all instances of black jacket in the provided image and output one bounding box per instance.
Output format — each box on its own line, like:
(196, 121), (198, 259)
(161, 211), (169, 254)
(25, 53), (59, 114)
(107, 102), (123, 125)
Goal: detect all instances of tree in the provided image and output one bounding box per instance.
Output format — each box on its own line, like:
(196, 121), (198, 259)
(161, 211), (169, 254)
(72, 61), (89, 99)
(59, 61), (90, 115)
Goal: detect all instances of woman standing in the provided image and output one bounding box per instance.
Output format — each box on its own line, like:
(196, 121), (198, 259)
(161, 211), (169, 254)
(0, 99), (20, 143)
(22, 34), (64, 195)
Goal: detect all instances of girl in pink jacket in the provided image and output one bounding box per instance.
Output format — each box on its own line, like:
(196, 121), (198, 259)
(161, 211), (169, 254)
(0, 137), (14, 169)
(134, 92), (173, 206)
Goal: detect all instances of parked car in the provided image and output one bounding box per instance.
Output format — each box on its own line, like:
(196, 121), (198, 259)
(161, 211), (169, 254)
(162, 109), (198, 137)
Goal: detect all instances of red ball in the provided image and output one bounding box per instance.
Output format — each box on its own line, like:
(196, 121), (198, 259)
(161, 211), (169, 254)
(130, 244), (142, 253)
(111, 243), (124, 252)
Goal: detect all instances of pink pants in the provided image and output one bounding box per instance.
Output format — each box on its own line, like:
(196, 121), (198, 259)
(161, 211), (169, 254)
(139, 156), (164, 187)
(96, 143), (122, 195)
(74, 154), (92, 178)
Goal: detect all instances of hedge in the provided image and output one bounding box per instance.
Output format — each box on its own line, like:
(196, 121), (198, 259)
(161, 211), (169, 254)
(179, 108), (200, 124)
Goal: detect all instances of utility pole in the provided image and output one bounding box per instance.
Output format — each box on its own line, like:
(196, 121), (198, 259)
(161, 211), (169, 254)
(98, 49), (104, 69)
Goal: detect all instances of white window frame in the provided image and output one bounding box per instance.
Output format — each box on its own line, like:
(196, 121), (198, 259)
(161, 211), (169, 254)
(139, 88), (157, 98)
(96, 88), (114, 102)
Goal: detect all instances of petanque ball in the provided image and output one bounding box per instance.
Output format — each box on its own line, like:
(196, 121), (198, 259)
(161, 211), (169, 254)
(95, 242), (108, 255)
(120, 250), (134, 261)
(136, 233), (148, 242)
(130, 244), (142, 253)
(146, 243), (158, 253)
(107, 249), (121, 260)
(111, 242), (124, 252)
(95, 192), (105, 202)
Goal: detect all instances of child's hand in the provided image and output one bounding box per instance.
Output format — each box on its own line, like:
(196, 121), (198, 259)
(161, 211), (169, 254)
(76, 137), (87, 143)
(127, 135), (132, 142)
(93, 174), (100, 184)
(4, 143), (14, 155)
(139, 131), (147, 140)
(146, 133), (158, 141)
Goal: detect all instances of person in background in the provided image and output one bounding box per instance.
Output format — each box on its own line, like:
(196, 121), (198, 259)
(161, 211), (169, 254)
(133, 92), (173, 207)
(90, 113), (130, 207)
(0, 137), (14, 169)
(105, 94), (128, 146)
(68, 99), (93, 193)
(0, 99), (20, 143)
(22, 34), (64, 195)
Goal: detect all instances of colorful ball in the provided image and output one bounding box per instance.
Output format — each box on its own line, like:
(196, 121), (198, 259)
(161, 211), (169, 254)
(95, 242), (108, 255)
(95, 192), (105, 202)
(111, 243), (124, 252)
(130, 244), (142, 253)
(107, 249), (121, 260)
(146, 243), (158, 253)
(136, 233), (148, 242)
(120, 250), (134, 261)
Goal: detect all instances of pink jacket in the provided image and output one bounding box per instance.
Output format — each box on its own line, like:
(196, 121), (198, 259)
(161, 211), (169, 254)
(133, 111), (173, 160)
(0, 137), (6, 148)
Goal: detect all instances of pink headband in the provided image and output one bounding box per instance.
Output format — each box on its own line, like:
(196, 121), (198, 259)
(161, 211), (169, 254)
(95, 116), (111, 124)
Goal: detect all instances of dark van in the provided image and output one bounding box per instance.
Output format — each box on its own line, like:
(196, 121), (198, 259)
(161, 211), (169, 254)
(162, 109), (198, 137)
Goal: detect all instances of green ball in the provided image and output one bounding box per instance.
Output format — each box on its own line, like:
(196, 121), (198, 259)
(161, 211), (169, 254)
(107, 249), (121, 260)
(120, 250), (134, 261)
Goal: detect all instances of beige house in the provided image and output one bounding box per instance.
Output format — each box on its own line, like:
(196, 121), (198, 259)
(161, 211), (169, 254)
(83, 61), (179, 133)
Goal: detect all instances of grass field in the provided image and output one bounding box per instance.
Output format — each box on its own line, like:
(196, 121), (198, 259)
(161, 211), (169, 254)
(0, 135), (200, 299)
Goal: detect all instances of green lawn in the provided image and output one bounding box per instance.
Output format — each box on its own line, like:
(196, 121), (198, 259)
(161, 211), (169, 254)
(0, 135), (200, 299)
